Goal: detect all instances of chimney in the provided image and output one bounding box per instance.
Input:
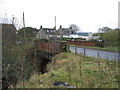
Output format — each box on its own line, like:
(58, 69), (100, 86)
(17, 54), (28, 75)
(40, 25), (42, 29)
(60, 25), (62, 28)
(70, 26), (72, 29)
(54, 26), (56, 30)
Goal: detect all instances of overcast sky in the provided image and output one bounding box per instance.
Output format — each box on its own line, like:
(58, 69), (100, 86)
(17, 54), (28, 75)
(0, 0), (119, 32)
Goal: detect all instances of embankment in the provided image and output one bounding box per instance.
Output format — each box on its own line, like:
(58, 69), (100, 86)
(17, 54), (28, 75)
(16, 52), (119, 88)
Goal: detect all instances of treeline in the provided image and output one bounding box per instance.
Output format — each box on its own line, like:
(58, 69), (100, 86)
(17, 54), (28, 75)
(99, 27), (120, 47)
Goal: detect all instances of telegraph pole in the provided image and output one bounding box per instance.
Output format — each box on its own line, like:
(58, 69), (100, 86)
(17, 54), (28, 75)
(54, 16), (57, 55)
(21, 12), (26, 87)
(23, 12), (26, 40)
(54, 16), (56, 30)
(23, 12), (25, 28)
(12, 15), (15, 25)
(54, 16), (57, 39)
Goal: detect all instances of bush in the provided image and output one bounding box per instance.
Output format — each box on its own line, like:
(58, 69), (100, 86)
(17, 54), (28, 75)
(2, 43), (37, 87)
(34, 38), (49, 42)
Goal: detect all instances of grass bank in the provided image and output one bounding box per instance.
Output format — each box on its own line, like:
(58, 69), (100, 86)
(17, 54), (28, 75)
(70, 44), (119, 52)
(16, 52), (119, 88)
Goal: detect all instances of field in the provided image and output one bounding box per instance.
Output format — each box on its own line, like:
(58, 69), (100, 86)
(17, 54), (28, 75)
(16, 52), (119, 88)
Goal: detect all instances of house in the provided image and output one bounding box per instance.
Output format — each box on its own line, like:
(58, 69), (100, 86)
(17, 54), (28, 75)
(36, 25), (99, 41)
(57, 25), (77, 38)
(36, 26), (57, 39)
(36, 25), (78, 39)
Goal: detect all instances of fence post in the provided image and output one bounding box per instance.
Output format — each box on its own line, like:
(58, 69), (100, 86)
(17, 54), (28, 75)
(83, 45), (86, 58)
(75, 46), (77, 55)
(97, 47), (100, 58)
(67, 44), (70, 52)
(114, 49), (116, 61)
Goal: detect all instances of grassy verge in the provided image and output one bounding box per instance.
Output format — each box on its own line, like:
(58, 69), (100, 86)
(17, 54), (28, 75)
(70, 44), (119, 52)
(16, 52), (119, 88)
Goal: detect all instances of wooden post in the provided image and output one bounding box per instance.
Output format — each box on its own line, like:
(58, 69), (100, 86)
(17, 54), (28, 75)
(22, 12), (27, 44)
(75, 46), (77, 55)
(83, 45), (86, 58)
(114, 50), (116, 61)
(67, 44), (69, 52)
(97, 47), (100, 58)
(23, 12), (25, 28)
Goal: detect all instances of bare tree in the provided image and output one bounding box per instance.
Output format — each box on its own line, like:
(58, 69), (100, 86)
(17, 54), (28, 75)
(69, 24), (80, 32)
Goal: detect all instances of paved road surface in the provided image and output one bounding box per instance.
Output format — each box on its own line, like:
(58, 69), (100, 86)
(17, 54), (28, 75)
(69, 46), (120, 61)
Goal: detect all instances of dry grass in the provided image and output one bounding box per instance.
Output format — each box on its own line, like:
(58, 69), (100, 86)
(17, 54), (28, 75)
(16, 52), (119, 88)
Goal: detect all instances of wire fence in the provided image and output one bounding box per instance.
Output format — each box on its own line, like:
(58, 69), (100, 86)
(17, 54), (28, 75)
(69, 46), (119, 62)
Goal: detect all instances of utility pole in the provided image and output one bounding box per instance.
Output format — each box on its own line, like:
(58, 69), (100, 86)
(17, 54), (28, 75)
(12, 15), (15, 25)
(23, 12), (25, 28)
(54, 16), (56, 30)
(54, 16), (57, 39)
(23, 12), (26, 40)
(54, 16), (57, 55)
(21, 12), (26, 87)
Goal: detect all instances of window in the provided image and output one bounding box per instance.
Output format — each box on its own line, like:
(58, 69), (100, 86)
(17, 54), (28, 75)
(68, 31), (69, 34)
(71, 31), (74, 34)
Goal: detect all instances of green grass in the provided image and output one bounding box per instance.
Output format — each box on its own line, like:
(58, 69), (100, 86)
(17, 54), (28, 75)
(16, 52), (119, 88)
(70, 44), (119, 52)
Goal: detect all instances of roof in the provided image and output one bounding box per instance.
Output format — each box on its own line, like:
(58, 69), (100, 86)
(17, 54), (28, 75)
(58, 27), (74, 31)
(60, 28), (69, 30)
(40, 28), (56, 35)
(57, 27), (76, 35)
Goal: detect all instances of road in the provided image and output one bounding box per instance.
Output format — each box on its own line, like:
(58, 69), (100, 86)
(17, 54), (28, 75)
(69, 46), (120, 61)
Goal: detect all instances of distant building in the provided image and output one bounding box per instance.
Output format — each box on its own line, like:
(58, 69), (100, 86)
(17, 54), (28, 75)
(36, 25), (100, 41)
(36, 26), (56, 39)
(77, 32), (92, 41)
(91, 33), (100, 40)
(57, 25), (77, 38)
